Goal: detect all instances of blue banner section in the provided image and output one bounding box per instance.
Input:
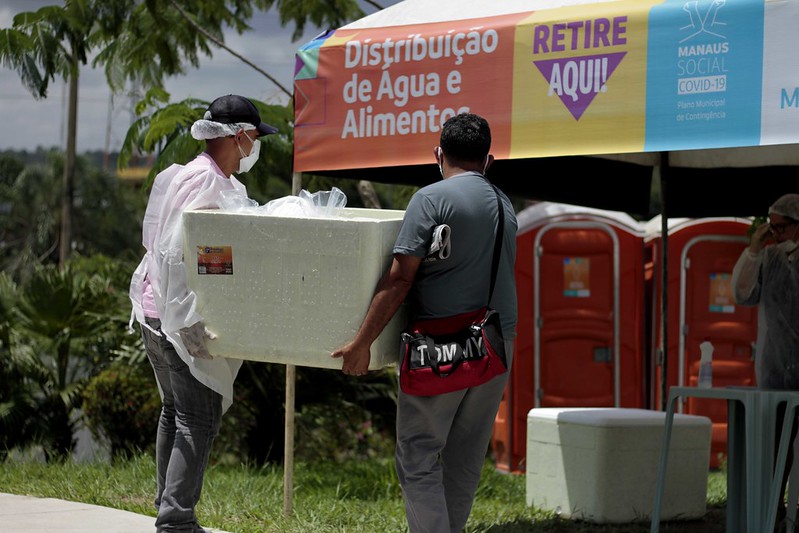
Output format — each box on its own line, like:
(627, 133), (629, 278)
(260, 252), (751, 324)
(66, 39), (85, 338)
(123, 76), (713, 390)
(644, 0), (764, 150)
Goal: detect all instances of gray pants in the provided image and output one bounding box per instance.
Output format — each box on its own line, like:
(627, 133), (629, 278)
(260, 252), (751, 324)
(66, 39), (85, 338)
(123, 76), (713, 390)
(142, 317), (222, 533)
(395, 340), (514, 533)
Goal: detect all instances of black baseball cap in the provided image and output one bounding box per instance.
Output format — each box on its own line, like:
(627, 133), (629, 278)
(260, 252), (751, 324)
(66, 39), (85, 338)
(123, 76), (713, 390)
(206, 94), (279, 136)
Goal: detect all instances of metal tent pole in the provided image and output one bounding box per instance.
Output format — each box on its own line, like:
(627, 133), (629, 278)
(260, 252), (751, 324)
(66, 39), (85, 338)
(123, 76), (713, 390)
(659, 152), (669, 411)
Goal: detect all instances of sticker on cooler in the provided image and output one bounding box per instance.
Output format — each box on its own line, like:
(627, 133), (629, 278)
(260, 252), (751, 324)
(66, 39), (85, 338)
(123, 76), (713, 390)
(197, 246), (233, 275)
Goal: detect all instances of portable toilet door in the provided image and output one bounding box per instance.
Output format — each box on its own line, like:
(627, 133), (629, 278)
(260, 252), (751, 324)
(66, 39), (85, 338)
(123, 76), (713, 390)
(492, 202), (647, 473)
(646, 217), (756, 468)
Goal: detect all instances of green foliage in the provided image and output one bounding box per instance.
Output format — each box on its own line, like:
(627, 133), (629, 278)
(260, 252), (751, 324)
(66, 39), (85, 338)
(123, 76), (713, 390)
(97, 0), (309, 92)
(120, 91), (296, 206)
(369, 182), (418, 210)
(3, 0), (342, 97)
(91, 0), (372, 94)
(0, 154), (24, 188)
(0, 1), (99, 100)
(292, 367), (397, 464)
(0, 273), (37, 461)
(68, 254), (139, 296)
(748, 215), (767, 237)
(10, 263), (109, 458)
(81, 326), (264, 467)
(217, 362), (397, 467)
(81, 359), (161, 459)
(0, 151), (143, 280)
(295, 402), (394, 463)
(245, 102), (296, 203)
(2, 256), (139, 460)
(265, 0), (366, 41)
(0, 0), (408, 465)
(223, 361), (287, 465)
(0, 152), (61, 279)
(119, 90), (205, 176)
(0, 28), (40, 93)
(71, 166), (145, 260)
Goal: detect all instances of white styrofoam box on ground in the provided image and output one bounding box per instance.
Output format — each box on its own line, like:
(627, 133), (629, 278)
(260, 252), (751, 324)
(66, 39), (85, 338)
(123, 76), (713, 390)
(526, 407), (711, 523)
(182, 207), (407, 369)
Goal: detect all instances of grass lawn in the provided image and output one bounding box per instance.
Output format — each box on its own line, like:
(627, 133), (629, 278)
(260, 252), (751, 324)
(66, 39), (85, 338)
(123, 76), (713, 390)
(0, 455), (727, 532)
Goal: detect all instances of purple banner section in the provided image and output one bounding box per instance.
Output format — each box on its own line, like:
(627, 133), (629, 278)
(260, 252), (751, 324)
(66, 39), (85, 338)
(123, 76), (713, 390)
(534, 52), (627, 120)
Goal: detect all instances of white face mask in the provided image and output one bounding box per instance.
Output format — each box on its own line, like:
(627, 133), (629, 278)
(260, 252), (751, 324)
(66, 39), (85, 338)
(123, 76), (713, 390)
(482, 155), (489, 175)
(778, 240), (798, 254)
(435, 147), (444, 178)
(236, 135), (261, 174)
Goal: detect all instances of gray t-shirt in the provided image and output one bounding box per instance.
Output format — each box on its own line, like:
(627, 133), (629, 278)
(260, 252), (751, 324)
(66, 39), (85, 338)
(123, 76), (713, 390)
(393, 171), (518, 338)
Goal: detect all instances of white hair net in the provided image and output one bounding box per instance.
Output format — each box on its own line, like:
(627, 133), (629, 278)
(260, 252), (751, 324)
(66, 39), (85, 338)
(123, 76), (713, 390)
(190, 111), (256, 140)
(769, 193), (799, 221)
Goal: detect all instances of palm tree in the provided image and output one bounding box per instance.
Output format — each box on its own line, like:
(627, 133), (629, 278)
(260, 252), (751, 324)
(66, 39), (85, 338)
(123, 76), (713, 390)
(9, 262), (127, 460)
(0, 273), (38, 461)
(0, 2), (100, 267)
(0, 154), (63, 280)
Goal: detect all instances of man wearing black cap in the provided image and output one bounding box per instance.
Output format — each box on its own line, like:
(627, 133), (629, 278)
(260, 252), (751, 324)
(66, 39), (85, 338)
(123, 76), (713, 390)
(129, 94), (277, 532)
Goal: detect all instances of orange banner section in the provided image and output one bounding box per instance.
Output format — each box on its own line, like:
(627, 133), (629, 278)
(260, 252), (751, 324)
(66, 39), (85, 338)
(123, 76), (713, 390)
(294, 13), (531, 172)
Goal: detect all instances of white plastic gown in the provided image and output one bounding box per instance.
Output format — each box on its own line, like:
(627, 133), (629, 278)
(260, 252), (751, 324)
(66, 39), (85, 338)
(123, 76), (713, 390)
(731, 245), (799, 389)
(129, 153), (248, 413)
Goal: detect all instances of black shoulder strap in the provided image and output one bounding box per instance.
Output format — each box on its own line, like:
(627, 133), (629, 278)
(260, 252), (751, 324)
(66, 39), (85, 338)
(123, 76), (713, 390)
(488, 182), (504, 305)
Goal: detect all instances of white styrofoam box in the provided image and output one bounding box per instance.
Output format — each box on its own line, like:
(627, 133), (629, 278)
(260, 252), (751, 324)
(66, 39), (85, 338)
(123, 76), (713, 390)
(526, 407), (711, 523)
(182, 207), (407, 369)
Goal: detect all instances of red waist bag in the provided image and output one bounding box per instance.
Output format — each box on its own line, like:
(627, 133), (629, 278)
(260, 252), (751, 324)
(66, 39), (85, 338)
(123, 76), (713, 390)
(398, 307), (507, 396)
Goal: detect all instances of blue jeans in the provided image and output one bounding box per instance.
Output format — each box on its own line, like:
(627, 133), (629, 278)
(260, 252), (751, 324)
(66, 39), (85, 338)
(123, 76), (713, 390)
(142, 317), (222, 533)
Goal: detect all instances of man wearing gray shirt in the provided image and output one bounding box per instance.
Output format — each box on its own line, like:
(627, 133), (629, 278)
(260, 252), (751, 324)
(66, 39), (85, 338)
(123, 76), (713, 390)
(333, 113), (517, 533)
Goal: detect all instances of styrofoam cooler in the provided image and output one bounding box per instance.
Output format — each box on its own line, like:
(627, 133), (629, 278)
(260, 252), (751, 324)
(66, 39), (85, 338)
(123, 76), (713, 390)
(182, 207), (407, 369)
(526, 407), (711, 523)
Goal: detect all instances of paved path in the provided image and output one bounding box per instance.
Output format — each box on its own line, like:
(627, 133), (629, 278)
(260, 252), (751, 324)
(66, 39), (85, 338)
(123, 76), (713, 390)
(0, 493), (231, 533)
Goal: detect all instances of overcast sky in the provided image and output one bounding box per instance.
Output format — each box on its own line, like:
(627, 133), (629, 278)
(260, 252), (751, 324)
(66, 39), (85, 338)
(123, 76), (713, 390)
(0, 1), (395, 153)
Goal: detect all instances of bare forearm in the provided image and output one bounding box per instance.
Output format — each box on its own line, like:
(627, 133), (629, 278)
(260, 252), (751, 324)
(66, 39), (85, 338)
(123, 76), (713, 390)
(353, 276), (412, 347)
(333, 254), (420, 375)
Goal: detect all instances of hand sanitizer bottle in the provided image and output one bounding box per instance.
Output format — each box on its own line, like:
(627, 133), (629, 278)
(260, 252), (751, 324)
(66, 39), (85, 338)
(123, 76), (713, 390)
(698, 338), (714, 388)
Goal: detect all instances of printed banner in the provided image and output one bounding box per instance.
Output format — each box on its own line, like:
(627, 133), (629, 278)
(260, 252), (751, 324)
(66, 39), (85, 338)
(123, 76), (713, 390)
(761, 0), (799, 145)
(511, 1), (655, 157)
(295, 13), (529, 170)
(644, 0), (764, 150)
(293, 0), (799, 173)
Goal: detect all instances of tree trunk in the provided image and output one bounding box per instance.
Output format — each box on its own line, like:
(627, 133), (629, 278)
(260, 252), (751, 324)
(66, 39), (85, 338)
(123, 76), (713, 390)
(59, 58), (79, 268)
(357, 180), (382, 209)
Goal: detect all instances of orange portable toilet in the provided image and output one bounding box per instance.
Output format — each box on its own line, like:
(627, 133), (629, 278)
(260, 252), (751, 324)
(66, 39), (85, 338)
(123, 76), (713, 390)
(492, 202), (647, 473)
(646, 217), (757, 468)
